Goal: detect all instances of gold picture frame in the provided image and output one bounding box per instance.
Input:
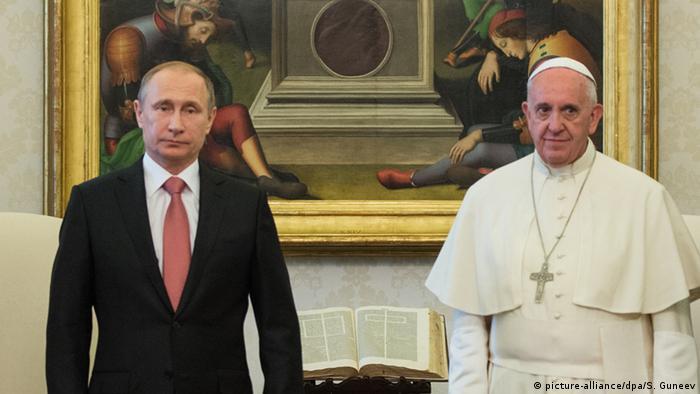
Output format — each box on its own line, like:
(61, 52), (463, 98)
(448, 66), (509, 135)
(44, 1), (658, 255)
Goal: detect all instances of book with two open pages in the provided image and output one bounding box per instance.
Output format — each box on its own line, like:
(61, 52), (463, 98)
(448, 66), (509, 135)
(298, 306), (448, 381)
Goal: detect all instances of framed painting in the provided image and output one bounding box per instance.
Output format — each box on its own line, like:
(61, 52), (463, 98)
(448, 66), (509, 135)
(45, 0), (658, 255)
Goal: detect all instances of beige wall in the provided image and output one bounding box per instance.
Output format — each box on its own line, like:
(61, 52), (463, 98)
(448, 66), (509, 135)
(1, 1), (699, 393)
(0, 0), (43, 213)
(659, 0), (700, 214)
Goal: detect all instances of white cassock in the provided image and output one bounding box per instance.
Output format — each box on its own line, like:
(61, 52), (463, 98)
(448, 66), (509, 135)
(426, 140), (700, 393)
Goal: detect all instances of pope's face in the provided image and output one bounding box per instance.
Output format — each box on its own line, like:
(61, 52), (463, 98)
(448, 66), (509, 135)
(490, 34), (528, 59)
(134, 67), (216, 174)
(522, 68), (603, 167)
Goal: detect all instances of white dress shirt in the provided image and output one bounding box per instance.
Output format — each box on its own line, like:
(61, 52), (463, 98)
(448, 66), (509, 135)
(143, 153), (200, 273)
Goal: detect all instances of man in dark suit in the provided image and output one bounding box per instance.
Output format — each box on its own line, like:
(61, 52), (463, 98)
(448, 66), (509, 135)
(46, 61), (303, 394)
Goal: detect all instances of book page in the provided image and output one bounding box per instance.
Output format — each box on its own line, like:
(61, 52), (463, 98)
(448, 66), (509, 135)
(355, 306), (429, 372)
(298, 307), (359, 374)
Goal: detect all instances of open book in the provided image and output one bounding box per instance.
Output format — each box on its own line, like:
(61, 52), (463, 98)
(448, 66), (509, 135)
(298, 306), (448, 381)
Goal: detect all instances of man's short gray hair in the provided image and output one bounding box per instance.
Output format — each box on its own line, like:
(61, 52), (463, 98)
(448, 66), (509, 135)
(137, 61), (216, 111)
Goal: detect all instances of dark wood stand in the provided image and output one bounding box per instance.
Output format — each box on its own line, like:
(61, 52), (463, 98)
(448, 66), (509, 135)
(304, 377), (431, 393)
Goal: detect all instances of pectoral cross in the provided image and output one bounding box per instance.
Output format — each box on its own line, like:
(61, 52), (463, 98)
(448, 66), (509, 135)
(530, 263), (554, 304)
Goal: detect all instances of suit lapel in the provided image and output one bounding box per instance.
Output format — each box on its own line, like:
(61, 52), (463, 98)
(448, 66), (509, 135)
(114, 159), (173, 314)
(176, 162), (227, 316)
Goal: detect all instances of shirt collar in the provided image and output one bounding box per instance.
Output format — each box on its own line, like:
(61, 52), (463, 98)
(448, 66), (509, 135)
(143, 153), (200, 199)
(533, 138), (595, 177)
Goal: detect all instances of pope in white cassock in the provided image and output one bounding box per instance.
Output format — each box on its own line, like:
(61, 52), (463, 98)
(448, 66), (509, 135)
(426, 57), (700, 393)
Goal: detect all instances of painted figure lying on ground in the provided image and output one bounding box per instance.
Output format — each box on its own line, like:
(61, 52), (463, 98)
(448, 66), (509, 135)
(378, 1), (601, 190)
(101, 0), (306, 199)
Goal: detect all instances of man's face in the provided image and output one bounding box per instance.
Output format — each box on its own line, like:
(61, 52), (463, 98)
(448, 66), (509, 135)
(134, 68), (216, 174)
(490, 34), (528, 59)
(522, 68), (603, 167)
(183, 20), (216, 49)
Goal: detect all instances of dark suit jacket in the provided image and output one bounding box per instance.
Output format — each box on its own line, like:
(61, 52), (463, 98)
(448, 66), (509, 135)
(46, 159), (303, 394)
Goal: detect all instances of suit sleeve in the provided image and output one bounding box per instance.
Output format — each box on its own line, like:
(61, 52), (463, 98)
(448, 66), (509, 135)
(249, 191), (303, 394)
(46, 186), (94, 394)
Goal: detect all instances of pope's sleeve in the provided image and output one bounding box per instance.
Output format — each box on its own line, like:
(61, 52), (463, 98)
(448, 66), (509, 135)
(608, 186), (700, 314)
(425, 190), (480, 312)
(651, 299), (698, 393)
(426, 183), (521, 315)
(449, 310), (490, 394)
(660, 189), (700, 303)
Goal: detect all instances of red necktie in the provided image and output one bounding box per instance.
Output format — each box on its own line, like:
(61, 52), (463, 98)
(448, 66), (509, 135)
(162, 177), (190, 310)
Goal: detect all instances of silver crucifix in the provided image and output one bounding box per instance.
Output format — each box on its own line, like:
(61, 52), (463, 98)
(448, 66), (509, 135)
(529, 263), (554, 303)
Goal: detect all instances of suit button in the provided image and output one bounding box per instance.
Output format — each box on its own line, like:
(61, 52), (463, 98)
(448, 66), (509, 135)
(173, 321), (181, 329)
(164, 370), (173, 379)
